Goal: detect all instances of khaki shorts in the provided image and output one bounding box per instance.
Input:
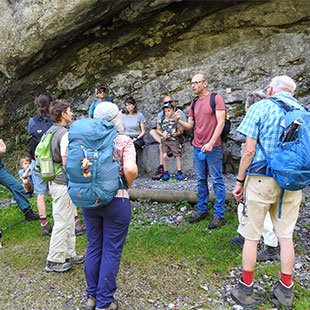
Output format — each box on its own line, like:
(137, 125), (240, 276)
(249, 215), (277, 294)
(238, 176), (302, 240)
(162, 140), (182, 157)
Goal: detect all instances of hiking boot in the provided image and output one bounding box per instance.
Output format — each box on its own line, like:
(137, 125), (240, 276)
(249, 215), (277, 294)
(231, 279), (255, 308)
(161, 171), (170, 181)
(207, 217), (226, 229)
(95, 301), (118, 310)
(273, 280), (294, 308)
(230, 234), (245, 248)
(176, 171), (187, 181)
(257, 245), (280, 262)
(41, 222), (52, 236)
(151, 166), (164, 180)
(45, 260), (73, 273)
(23, 208), (40, 221)
(86, 296), (96, 310)
(25, 192), (33, 198)
(188, 212), (207, 224)
(75, 219), (86, 236)
(66, 254), (85, 264)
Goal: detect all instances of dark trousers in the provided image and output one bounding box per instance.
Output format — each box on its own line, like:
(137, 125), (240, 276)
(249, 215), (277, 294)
(82, 198), (131, 308)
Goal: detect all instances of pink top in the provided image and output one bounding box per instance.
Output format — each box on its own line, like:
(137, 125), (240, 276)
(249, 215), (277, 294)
(188, 93), (225, 147)
(114, 135), (136, 199)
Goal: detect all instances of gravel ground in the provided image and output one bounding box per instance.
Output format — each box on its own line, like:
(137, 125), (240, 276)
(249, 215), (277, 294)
(132, 173), (236, 192)
(0, 175), (309, 309)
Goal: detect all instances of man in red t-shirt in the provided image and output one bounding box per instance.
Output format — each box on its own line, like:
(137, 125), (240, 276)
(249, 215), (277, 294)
(176, 73), (226, 229)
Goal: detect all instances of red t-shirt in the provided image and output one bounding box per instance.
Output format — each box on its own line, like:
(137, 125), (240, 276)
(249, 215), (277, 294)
(188, 93), (226, 147)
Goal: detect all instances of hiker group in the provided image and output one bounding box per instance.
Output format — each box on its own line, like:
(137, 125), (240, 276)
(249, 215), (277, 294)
(0, 74), (309, 310)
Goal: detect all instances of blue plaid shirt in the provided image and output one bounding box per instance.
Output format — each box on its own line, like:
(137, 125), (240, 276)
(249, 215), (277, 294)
(237, 92), (301, 164)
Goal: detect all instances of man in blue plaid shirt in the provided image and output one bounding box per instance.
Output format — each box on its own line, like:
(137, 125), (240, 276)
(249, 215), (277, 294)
(231, 76), (303, 308)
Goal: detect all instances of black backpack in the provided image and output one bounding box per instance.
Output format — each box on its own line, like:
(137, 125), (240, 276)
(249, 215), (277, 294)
(191, 93), (231, 141)
(28, 115), (53, 159)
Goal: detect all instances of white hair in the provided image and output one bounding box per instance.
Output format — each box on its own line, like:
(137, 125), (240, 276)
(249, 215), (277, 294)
(94, 102), (125, 134)
(111, 112), (125, 134)
(269, 75), (296, 94)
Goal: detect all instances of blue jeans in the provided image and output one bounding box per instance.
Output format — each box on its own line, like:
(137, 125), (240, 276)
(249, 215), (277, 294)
(0, 165), (30, 211)
(30, 160), (49, 194)
(82, 198), (131, 308)
(193, 146), (226, 218)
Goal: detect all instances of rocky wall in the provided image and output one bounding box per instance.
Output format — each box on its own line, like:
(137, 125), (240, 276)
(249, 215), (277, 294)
(0, 0), (309, 173)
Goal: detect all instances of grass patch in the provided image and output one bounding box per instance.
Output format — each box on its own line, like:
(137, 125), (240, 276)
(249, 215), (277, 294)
(0, 190), (309, 309)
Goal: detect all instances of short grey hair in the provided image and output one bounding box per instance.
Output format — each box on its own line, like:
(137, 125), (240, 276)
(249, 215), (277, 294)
(269, 75), (296, 94)
(246, 90), (266, 108)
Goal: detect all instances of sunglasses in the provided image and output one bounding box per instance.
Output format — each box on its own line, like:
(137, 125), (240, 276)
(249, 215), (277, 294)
(163, 100), (173, 104)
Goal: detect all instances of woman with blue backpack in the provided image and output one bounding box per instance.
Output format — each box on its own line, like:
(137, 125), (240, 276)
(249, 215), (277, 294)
(80, 102), (138, 310)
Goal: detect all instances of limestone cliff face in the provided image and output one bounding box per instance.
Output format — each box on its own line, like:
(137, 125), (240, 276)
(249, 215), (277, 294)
(0, 0), (309, 172)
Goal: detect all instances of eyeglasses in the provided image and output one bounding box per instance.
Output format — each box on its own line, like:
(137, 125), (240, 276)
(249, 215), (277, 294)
(191, 80), (205, 86)
(264, 86), (271, 92)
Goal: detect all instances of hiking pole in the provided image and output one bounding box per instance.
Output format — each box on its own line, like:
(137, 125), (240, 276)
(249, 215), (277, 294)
(283, 119), (303, 142)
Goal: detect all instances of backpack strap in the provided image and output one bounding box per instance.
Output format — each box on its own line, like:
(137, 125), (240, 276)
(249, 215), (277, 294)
(190, 96), (200, 117)
(209, 93), (217, 114)
(268, 97), (295, 113)
(257, 124), (286, 220)
(278, 189), (285, 219)
(191, 93), (218, 115)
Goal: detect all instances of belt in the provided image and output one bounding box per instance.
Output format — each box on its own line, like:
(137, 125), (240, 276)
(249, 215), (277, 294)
(247, 166), (267, 175)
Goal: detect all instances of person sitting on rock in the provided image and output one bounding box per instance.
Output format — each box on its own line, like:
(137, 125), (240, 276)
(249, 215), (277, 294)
(122, 96), (146, 165)
(18, 155), (34, 198)
(0, 138), (39, 221)
(88, 85), (112, 118)
(150, 95), (187, 180)
(156, 101), (186, 181)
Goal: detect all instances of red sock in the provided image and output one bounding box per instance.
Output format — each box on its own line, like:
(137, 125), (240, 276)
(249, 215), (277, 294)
(40, 217), (47, 225)
(281, 273), (293, 287)
(75, 215), (79, 222)
(242, 270), (254, 285)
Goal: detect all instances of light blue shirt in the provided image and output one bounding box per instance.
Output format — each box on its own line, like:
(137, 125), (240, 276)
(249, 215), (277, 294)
(237, 92), (301, 164)
(88, 98), (113, 117)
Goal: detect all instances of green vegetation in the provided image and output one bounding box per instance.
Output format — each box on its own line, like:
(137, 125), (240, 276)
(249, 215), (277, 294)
(0, 191), (309, 309)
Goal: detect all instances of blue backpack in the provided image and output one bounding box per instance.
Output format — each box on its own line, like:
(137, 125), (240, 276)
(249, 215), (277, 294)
(254, 98), (310, 217)
(66, 118), (123, 208)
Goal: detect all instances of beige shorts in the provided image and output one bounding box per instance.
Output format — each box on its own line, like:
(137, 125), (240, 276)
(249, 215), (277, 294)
(238, 176), (302, 240)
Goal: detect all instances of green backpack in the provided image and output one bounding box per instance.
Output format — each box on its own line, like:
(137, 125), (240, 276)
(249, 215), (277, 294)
(35, 130), (62, 181)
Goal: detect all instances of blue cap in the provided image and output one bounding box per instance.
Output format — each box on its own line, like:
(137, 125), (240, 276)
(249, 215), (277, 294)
(162, 102), (174, 110)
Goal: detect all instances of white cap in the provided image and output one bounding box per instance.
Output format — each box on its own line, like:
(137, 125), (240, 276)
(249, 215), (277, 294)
(93, 101), (119, 121)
